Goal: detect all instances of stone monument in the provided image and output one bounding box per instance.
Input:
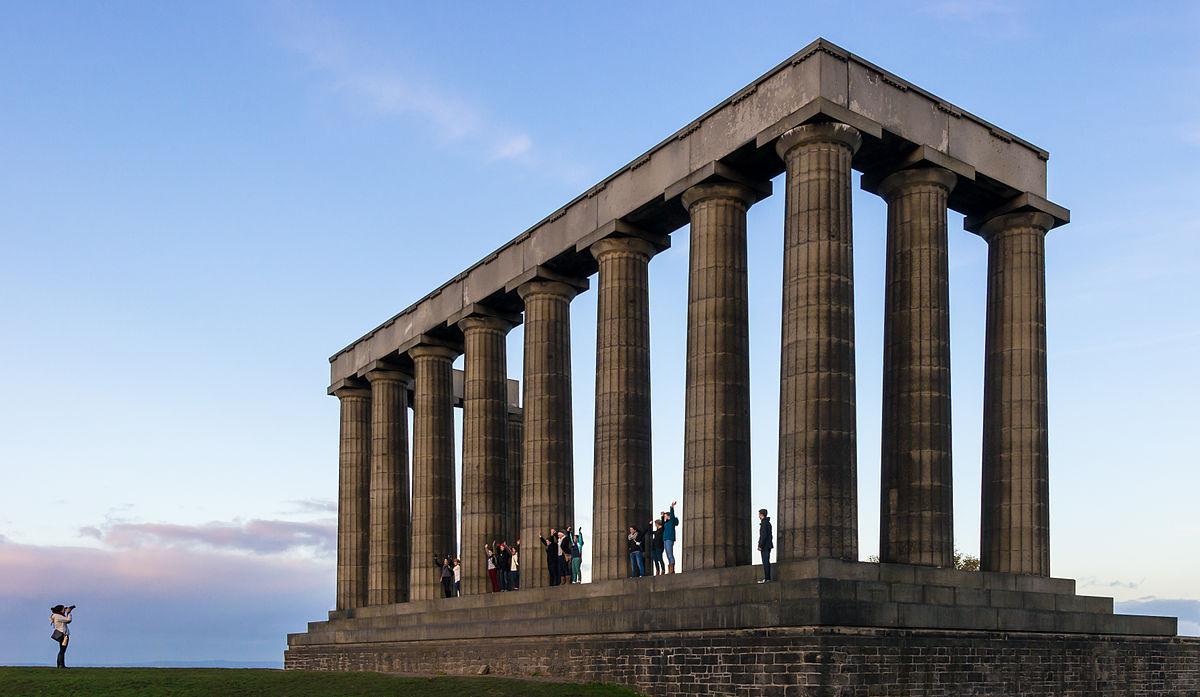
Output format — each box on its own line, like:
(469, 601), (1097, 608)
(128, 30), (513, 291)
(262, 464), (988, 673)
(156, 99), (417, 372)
(286, 39), (1199, 695)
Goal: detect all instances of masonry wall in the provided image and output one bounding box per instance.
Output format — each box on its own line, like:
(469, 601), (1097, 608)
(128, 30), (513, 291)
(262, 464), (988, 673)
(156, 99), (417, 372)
(285, 627), (1200, 697)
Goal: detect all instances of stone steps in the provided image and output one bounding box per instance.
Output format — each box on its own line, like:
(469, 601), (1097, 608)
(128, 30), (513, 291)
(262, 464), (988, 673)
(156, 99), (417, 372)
(289, 559), (1175, 646)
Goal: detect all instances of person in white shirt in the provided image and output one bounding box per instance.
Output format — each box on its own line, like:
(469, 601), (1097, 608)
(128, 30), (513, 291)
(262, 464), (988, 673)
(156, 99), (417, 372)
(49, 604), (73, 668)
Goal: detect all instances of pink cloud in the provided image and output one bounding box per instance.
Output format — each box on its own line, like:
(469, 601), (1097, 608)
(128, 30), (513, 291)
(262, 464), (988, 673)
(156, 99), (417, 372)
(80, 518), (335, 557)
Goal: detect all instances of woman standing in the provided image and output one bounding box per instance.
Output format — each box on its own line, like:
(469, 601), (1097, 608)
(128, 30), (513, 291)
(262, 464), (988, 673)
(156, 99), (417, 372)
(570, 528), (585, 583)
(49, 604), (73, 669)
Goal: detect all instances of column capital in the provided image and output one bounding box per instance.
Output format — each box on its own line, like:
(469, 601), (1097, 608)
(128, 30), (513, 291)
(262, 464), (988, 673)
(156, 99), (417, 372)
(408, 344), (461, 362)
(364, 367), (413, 385)
(457, 313), (516, 335)
(976, 211), (1056, 240)
(680, 181), (758, 211)
(963, 192), (1069, 234)
(874, 166), (959, 202)
(589, 235), (659, 262)
(333, 385), (371, 400)
(330, 378), (370, 399)
(517, 279), (581, 301)
(775, 121), (862, 159)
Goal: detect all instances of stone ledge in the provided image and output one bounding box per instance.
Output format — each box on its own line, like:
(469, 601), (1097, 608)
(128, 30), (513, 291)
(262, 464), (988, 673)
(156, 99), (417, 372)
(291, 560), (1176, 648)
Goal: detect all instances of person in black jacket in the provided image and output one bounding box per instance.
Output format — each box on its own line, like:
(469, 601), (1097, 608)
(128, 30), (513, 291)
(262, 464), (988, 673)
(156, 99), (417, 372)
(496, 542), (512, 591)
(648, 519), (666, 575)
(539, 529), (560, 586)
(434, 555), (455, 598)
(627, 525), (645, 578)
(557, 530), (572, 584)
(757, 508), (773, 583)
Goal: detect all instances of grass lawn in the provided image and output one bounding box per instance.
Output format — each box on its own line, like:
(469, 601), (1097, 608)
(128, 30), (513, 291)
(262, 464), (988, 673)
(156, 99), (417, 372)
(0, 667), (647, 697)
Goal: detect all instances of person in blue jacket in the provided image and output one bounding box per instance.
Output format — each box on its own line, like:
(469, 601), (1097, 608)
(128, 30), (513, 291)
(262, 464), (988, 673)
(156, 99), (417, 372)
(660, 501), (679, 573)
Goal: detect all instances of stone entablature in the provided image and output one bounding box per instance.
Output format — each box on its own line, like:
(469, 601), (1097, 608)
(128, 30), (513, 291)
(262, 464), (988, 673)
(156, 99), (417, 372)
(327, 37), (1066, 388)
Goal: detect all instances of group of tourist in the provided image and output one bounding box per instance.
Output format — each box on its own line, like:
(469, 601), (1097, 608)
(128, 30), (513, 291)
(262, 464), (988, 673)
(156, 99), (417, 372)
(432, 554), (462, 598)
(484, 539), (522, 591)
(433, 501), (775, 592)
(625, 501), (678, 577)
(538, 526), (584, 586)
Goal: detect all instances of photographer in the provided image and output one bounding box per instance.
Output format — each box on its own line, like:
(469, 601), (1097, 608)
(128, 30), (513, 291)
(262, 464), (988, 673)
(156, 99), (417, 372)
(49, 604), (74, 668)
(627, 525), (645, 578)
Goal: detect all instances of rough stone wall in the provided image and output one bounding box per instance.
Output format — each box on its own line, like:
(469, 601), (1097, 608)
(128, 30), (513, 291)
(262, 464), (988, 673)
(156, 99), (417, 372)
(285, 627), (1200, 697)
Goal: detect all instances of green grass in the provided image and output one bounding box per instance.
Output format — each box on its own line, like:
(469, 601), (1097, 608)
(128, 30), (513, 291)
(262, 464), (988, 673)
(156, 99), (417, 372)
(0, 667), (647, 697)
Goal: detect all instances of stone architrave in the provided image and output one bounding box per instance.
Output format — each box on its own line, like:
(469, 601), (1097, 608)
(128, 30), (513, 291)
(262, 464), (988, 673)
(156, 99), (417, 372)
(877, 167), (958, 568)
(590, 236), (656, 582)
(408, 344), (459, 601)
(334, 384), (371, 611)
(365, 368), (413, 605)
(681, 182), (757, 571)
(518, 280), (579, 588)
(775, 122), (862, 562)
(458, 314), (513, 594)
(979, 211), (1055, 576)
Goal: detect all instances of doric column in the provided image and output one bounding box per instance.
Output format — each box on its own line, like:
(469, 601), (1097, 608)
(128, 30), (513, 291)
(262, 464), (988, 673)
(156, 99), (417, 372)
(518, 279), (580, 588)
(334, 384), (371, 611)
(458, 314), (513, 594)
(590, 236), (656, 581)
(408, 344), (459, 601)
(681, 182), (756, 571)
(979, 211), (1054, 575)
(365, 367), (413, 605)
(877, 167), (958, 568)
(506, 406), (524, 544)
(775, 122), (862, 562)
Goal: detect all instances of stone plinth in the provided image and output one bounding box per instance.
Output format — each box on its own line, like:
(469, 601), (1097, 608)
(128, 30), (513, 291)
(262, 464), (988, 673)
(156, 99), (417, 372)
(288, 560), (1192, 696)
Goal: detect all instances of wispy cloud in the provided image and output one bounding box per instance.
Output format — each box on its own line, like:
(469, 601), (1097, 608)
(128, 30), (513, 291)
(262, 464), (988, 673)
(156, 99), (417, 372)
(286, 498), (337, 515)
(1078, 575), (1145, 591)
(274, 3), (533, 162)
(80, 519), (335, 558)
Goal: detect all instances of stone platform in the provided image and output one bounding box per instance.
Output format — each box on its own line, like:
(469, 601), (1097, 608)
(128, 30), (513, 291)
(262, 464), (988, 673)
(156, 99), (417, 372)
(285, 560), (1199, 695)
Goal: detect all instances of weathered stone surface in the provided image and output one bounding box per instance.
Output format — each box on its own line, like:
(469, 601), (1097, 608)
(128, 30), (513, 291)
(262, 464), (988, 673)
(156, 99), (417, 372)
(458, 314), (514, 595)
(408, 344), (459, 601)
(775, 122), (861, 563)
(589, 236), (657, 582)
(876, 166), (958, 568)
(505, 406), (523, 549)
(334, 384), (371, 611)
(365, 368), (412, 605)
(979, 211), (1054, 576)
(681, 182), (757, 571)
(518, 279), (580, 587)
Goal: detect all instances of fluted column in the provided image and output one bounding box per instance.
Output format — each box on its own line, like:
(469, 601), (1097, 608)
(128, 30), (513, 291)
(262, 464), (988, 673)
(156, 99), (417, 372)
(458, 314), (513, 594)
(591, 236), (656, 581)
(334, 384), (371, 611)
(408, 345), (459, 600)
(877, 167), (958, 567)
(979, 211), (1054, 575)
(681, 182), (756, 571)
(775, 122), (862, 561)
(365, 368), (412, 605)
(506, 407), (524, 544)
(518, 280), (579, 588)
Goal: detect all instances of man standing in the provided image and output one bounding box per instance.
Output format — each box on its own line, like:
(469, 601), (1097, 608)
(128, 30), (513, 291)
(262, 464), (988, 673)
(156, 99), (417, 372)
(757, 508), (773, 583)
(661, 501), (679, 573)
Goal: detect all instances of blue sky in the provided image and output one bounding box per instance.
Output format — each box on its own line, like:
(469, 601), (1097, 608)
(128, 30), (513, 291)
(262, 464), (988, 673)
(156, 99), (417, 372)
(2, 1), (1197, 666)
